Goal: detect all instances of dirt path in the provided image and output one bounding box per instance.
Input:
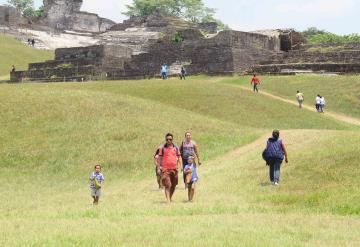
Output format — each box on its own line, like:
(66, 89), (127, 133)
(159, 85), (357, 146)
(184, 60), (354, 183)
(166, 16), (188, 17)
(239, 86), (360, 126)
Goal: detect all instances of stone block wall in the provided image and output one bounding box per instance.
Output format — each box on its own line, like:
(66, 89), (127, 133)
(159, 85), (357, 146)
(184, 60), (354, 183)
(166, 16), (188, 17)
(252, 63), (360, 74)
(72, 12), (115, 32)
(0, 5), (25, 26)
(42, 0), (115, 32)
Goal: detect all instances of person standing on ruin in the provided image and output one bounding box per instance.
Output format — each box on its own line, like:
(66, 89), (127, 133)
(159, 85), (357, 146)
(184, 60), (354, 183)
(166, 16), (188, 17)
(251, 74), (261, 92)
(296, 90), (304, 108)
(158, 133), (182, 203)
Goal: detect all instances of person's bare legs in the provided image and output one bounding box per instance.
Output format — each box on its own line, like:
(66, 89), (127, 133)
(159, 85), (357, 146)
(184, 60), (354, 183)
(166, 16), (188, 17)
(157, 175), (162, 189)
(189, 188), (195, 202)
(92, 196), (96, 204)
(165, 188), (171, 203)
(187, 185), (191, 201)
(170, 185), (176, 201)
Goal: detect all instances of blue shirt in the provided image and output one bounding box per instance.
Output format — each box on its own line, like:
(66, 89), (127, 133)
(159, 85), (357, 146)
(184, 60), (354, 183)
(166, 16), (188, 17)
(161, 65), (167, 73)
(90, 172), (104, 188)
(184, 163), (198, 182)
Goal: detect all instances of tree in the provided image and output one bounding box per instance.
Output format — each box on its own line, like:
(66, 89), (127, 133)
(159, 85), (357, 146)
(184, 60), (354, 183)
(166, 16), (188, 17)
(302, 27), (326, 39)
(7, 0), (44, 17)
(124, 0), (223, 26)
(7, 0), (34, 14)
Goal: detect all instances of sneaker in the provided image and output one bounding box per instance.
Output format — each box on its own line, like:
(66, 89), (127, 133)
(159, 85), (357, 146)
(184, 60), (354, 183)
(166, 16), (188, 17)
(274, 182), (279, 186)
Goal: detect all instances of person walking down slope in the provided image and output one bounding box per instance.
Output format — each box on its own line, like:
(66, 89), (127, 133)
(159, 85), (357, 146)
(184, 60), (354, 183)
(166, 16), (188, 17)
(262, 130), (288, 185)
(319, 96), (326, 113)
(296, 90), (304, 108)
(180, 132), (201, 186)
(251, 74), (261, 93)
(89, 164), (104, 205)
(159, 133), (182, 203)
(183, 156), (199, 202)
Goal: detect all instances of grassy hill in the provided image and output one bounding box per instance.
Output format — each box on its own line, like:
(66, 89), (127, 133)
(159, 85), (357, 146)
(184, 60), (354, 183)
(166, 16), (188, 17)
(0, 34), (53, 78)
(1, 76), (360, 246)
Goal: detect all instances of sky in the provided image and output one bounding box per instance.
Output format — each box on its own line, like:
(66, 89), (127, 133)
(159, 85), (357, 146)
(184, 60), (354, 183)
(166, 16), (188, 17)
(1, 0), (359, 34)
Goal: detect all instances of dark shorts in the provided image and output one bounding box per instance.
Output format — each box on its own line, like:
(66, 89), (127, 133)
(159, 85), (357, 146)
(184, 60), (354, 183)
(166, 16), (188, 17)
(162, 169), (178, 189)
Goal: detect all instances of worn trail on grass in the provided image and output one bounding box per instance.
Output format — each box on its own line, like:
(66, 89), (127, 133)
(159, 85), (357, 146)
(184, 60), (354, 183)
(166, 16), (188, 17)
(238, 86), (360, 126)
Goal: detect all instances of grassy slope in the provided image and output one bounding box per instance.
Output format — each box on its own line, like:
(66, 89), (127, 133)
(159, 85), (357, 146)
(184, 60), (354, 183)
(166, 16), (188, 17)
(223, 75), (360, 118)
(1, 77), (360, 246)
(0, 34), (53, 77)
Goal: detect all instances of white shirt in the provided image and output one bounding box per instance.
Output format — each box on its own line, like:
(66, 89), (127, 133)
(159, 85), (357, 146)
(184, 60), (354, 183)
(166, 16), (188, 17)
(320, 97), (325, 105)
(316, 96), (321, 104)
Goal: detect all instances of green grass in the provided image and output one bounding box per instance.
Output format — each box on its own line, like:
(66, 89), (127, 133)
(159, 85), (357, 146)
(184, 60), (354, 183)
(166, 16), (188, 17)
(223, 75), (360, 119)
(1, 76), (360, 246)
(0, 34), (54, 78)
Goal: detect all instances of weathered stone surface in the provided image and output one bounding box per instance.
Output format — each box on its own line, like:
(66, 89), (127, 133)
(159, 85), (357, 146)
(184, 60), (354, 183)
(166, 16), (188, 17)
(198, 22), (218, 34)
(253, 42), (360, 74)
(43, 0), (82, 29)
(12, 29), (282, 82)
(0, 5), (27, 26)
(42, 0), (115, 32)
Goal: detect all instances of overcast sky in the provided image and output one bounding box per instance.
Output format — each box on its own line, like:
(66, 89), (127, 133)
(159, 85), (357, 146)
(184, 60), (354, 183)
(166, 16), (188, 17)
(1, 0), (359, 34)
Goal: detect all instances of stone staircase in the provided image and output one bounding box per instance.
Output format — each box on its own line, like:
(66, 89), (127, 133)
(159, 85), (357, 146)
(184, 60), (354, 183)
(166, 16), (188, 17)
(252, 43), (360, 74)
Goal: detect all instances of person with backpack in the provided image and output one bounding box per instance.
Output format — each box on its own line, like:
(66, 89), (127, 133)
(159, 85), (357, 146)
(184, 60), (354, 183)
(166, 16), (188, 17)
(262, 130), (288, 185)
(180, 132), (201, 186)
(158, 133), (182, 203)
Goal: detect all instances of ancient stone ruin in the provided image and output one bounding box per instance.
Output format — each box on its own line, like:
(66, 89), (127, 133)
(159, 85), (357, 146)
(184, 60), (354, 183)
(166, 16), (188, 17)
(0, 5), (27, 26)
(41, 0), (115, 32)
(10, 22), (286, 82)
(4, 0), (360, 82)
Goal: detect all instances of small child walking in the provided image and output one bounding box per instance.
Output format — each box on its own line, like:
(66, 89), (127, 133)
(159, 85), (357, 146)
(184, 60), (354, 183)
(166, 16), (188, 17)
(89, 164), (104, 205)
(183, 156), (199, 202)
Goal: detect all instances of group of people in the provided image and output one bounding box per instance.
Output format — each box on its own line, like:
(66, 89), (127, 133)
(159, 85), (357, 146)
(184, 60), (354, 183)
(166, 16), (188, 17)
(160, 64), (187, 80)
(315, 94), (326, 113)
(296, 91), (326, 112)
(87, 74), (334, 204)
(154, 132), (201, 203)
(27, 38), (36, 47)
(251, 76), (325, 113)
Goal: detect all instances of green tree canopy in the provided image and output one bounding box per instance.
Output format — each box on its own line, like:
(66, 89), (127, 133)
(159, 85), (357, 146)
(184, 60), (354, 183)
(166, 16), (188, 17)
(7, 0), (33, 14)
(124, 0), (226, 26)
(7, 0), (44, 17)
